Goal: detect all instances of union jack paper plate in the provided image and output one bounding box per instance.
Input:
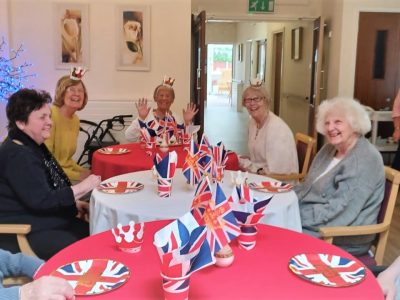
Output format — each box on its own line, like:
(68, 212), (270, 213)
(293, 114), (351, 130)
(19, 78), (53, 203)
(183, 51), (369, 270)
(288, 253), (366, 287)
(248, 181), (293, 193)
(51, 259), (130, 295)
(98, 181), (144, 194)
(98, 147), (130, 155)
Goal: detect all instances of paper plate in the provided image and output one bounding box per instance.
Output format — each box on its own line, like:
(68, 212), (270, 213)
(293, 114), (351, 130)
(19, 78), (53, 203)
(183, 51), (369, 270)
(288, 253), (366, 287)
(98, 181), (144, 194)
(248, 181), (293, 193)
(98, 147), (130, 155)
(51, 259), (130, 295)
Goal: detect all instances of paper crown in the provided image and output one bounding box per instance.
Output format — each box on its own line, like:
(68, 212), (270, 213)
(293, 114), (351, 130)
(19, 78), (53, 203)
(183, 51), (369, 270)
(249, 77), (263, 88)
(70, 67), (87, 81)
(112, 221), (144, 250)
(162, 75), (175, 87)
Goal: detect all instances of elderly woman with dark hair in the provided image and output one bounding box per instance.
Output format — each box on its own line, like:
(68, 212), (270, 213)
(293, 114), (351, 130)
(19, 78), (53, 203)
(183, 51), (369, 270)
(238, 83), (298, 175)
(0, 89), (101, 260)
(295, 97), (385, 256)
(45, 70), (90, 182)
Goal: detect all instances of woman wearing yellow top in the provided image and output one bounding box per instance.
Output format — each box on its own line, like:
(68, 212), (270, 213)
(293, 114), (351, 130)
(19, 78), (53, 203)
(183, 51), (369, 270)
(45, 68), (91, 181)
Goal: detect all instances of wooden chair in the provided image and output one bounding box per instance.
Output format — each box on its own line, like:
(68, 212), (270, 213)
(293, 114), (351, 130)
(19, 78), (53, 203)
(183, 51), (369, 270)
(269, 132), (316, 182)
(0, 224), (37, 286)
(319, 166), (400, 266)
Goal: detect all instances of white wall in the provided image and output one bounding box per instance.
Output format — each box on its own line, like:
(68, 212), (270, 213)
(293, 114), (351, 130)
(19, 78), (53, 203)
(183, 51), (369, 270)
(2, 0), (191, 139)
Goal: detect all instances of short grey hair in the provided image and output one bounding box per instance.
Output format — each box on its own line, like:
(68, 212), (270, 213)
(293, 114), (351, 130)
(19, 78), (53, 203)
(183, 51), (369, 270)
(316, 97), (371, 135)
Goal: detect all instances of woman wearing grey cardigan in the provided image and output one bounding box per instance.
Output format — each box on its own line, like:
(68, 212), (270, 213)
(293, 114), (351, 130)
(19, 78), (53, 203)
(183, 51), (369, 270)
(295, 97), (385, 256)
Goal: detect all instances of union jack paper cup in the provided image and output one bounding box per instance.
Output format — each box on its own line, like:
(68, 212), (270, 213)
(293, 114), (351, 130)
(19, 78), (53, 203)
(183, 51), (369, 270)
(161, 273), (190, 300)
(111, 221), (144, 253)
(237, 224), (258, 251)
(212, 165), (225, 183)
(157, 177), (173, 197)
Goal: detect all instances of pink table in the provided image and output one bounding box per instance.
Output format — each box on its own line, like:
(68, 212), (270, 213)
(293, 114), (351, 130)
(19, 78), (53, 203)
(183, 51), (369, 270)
(36, 220), (384, 299)
(92, 143), (239, 180)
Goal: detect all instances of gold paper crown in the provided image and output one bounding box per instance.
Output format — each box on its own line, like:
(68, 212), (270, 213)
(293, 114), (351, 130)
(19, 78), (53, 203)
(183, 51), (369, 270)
(70, 67), (87, 81)
(162, 75), (175, 87)
(249, 77), (263, 88)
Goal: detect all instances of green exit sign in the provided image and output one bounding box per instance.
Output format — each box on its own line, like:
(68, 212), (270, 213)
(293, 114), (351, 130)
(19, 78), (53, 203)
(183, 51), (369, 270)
(248, 0), (274, 13)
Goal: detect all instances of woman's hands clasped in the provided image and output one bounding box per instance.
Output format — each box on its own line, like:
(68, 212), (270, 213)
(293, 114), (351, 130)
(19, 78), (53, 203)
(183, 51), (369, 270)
(183, 103), (199, 125)
(136, 98), (151, 121)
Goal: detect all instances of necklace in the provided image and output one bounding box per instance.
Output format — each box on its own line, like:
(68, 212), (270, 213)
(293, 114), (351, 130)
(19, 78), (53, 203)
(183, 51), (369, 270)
(255, 114), (268, 140)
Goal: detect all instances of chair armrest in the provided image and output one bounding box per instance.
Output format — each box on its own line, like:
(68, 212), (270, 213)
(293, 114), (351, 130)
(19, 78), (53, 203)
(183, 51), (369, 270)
(268, 173), (304, 182)
(319, 223), (389, 243)
(0, 224), (31, 234)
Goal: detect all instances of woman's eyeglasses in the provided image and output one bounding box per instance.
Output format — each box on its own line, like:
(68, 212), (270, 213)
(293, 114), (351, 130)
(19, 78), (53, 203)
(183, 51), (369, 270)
(66, 87), (84, 94)
(244, 96), (264, 104)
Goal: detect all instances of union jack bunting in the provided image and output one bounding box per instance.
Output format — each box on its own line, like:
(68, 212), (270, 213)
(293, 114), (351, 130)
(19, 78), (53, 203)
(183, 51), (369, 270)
(182, 137), (202, 185)
(197, 134), (213, 175)
(191, 179), (241, 254)
(289, 254), (366, 287)
(154, 213), (215, 278)
(52, 259), (129, 295)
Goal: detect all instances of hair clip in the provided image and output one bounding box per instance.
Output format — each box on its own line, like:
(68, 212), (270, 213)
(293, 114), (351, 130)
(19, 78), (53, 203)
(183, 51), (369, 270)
(70, 67), (87, 81)
(249, 77), (263, 88)
(162, 75), (175, 87)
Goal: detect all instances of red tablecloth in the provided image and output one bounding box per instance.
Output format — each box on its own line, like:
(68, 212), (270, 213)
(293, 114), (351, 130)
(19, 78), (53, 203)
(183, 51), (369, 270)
(36, 220), (384, 300)
(92, 143), (239, 180)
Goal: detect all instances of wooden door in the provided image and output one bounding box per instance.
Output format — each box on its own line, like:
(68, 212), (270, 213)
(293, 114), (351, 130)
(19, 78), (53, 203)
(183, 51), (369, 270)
(354, 12), (400, 111)
(308, 17), (325, 141)
(191, 11), (207, 140)
(272, 31), (283, 115)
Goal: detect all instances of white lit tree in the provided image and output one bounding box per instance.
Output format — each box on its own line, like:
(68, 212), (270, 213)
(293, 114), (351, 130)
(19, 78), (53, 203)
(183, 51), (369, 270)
(0, 38), (34, 101)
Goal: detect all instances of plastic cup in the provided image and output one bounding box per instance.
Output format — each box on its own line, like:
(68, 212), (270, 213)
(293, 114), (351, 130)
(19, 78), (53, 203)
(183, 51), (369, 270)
(161, 273), (190, 300)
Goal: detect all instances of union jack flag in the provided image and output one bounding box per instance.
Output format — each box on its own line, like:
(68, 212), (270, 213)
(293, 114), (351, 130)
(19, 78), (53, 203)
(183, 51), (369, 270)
(289, 254), (366, 287)
(229, 183), (253, 204)
(232, 197), (272, 225)
(191, 178), (241, 253)
(197, 134), (213, 175)
(154, 213), (215, 278)
(153, 151), (177, 178)
(182, 138), (202, 185)
(191, 177), (213, 221)
(52, 259), (129, 295)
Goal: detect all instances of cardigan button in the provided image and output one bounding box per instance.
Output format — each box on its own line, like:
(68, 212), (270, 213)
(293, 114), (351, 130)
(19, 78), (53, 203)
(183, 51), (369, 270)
(321, 193), (326, 197)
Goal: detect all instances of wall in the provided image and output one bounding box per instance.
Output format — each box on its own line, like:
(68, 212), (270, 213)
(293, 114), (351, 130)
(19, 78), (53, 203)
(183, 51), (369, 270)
(0, 0), (9, 140)
(2, 0), (191, 140)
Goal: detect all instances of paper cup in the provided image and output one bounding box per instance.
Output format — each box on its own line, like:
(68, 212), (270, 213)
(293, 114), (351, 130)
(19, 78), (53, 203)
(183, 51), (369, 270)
(157, 177), (173, 197)
(161, 273), (190, 300)
(182, 134), (191, 150)
(237, 224), (258, 251)
(112, 222), (144, 253)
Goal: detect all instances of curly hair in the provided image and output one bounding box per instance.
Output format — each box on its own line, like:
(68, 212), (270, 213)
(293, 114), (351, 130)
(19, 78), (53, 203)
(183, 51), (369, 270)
(53, 75), (88, 110)
(6, 89), (52, 131)
(316, 97), (371, 136)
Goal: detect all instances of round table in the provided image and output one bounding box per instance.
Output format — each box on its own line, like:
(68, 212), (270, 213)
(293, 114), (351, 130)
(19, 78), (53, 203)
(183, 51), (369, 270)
(90, 170), (302, 234)
(91, 143), (239, 180)
(36, 220), (384, 300)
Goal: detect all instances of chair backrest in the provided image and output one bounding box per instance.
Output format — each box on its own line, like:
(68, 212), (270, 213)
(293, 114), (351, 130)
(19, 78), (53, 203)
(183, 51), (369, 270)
(373, 166), (400, 264)
(295, 132), (316, 177)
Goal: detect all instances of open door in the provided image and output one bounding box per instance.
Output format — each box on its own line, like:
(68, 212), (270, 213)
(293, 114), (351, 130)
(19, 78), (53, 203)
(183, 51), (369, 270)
(308, 17), (325, 147)
(191, 11), (207, 140)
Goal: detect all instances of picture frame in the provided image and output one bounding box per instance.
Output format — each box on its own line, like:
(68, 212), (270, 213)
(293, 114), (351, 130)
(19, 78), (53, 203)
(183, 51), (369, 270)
(53, 3), (90, 69)
(291, 27), (303, 61)
(237, 43), (243, 62)
(116, 5), (151, 71)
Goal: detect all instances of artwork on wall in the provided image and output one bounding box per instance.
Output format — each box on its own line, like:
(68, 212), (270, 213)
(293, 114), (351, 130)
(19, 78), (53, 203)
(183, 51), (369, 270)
(291, 27), (303, 61)
(116, 5), (151, 71)
(54, 3), (90, 69)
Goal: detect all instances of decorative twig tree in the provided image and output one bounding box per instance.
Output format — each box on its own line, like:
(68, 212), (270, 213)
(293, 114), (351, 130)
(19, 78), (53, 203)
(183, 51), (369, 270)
(0, 37), (34, 101)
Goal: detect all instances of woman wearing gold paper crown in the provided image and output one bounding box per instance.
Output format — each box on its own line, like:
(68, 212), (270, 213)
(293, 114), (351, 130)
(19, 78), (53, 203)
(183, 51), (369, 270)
(125, 76), (198, 144)
(45, 67), (91, 182)
(238, 79), (298, 175)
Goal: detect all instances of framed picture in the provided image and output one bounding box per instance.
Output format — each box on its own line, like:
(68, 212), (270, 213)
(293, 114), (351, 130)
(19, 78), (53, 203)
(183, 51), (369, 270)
(291, 27), (303, 61)
(53, 3), (90, 69)
(116, 5), (151, 71)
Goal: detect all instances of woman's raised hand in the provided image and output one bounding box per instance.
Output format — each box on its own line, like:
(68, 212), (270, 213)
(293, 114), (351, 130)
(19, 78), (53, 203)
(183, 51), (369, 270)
(182, 103), (199, 125)
(135, 98), (151, 121)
